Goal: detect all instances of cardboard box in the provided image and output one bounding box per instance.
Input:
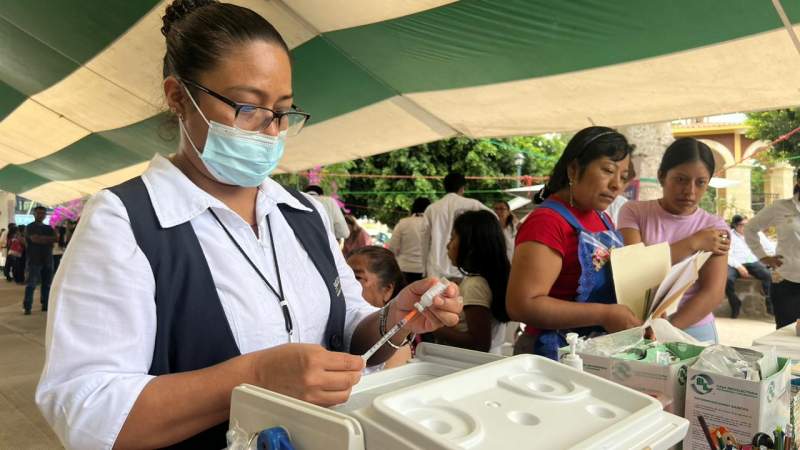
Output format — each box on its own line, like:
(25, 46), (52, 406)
(559, 341), (704, 416)
(684, 357), (791, 450)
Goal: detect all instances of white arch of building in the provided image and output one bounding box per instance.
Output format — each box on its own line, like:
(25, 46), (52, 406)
(697, 139), (751, 217)
(743, 140), (771, 161)
(697, 138), (736, 169)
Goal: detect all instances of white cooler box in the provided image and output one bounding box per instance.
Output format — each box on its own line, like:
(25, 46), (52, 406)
(230, 344), (689, 449)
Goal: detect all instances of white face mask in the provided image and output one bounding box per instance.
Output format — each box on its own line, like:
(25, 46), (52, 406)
(180, 86), (286, 187)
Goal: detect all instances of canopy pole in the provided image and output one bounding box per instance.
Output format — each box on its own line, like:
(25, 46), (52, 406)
(771, 0), (800, 57)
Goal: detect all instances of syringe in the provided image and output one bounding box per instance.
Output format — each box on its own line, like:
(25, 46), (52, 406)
(362, 279), (448, 361)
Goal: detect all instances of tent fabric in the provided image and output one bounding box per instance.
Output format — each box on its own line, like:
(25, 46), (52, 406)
(1, 0), (800, 205)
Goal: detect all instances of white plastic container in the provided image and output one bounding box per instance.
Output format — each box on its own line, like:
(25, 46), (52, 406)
(336, 344), (503, 415)
(229, 344), (500, 450)
(229, 345), (688, 449)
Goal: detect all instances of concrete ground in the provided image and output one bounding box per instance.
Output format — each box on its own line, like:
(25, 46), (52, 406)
(0, 282), (62, 450)
(713, 300), (778, 348)
(0, 281), (782, 450)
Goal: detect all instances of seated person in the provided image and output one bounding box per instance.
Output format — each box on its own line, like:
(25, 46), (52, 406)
(347, 247), (411, 370)
(725, 215), (772, 318)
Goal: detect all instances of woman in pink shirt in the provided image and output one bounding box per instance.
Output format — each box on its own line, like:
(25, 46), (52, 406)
(618, 138), (729, 342)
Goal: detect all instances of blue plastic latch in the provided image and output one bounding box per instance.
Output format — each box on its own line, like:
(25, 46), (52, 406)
(256, 427), (296, 450)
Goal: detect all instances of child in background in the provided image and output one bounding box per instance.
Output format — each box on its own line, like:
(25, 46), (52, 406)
(434, 210), (510, 354)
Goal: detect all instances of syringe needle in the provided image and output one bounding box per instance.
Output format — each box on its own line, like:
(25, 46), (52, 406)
(361, 309), (418, 361)
(361, 279), (449, 362)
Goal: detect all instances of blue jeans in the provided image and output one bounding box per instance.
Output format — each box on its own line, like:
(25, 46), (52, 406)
(24, 262), (53, 311)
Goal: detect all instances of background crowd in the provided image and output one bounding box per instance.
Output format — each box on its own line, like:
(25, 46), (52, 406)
(310, 127), (800, 368)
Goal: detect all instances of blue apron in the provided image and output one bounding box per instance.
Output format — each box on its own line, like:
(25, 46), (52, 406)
(534, 199), (624, 360)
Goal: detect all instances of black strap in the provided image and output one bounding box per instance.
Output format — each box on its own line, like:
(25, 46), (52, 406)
(279, 189), (347, 352)
(208, 209), (294, 339)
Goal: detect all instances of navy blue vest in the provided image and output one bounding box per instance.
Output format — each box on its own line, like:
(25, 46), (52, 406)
(110, 177), (346, 449)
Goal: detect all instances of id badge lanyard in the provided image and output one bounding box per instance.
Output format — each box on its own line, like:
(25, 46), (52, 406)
(209, 209), (295, 343)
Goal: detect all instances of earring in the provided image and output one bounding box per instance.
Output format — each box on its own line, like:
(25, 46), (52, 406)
(569, 180), (575, 207)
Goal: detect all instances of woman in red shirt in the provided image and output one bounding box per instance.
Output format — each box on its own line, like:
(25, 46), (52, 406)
(507, 126), (641, 359)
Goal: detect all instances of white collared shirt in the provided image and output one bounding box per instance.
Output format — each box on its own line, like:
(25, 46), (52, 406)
(387, 214), (425, 274)
(35, 155), (377, 450)
(745, 197), (800, 283)
(306, 193), (349, 240)
(421, 193), (493, 278)
(502, 224), (516, 262)
(728, 229), (758, 267)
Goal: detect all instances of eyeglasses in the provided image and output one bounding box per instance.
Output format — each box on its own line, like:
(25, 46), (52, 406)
(182, 79), (310, 136)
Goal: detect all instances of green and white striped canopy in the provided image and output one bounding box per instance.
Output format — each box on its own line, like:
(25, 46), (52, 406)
(2, 0), (800, 205)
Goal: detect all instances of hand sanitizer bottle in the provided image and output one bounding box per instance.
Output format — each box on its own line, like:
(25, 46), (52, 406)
(561, 332), (583, 371)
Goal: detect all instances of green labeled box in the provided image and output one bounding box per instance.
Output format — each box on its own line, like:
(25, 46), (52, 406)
(684, 357), (791, 450)
(559, 341), (705, 417)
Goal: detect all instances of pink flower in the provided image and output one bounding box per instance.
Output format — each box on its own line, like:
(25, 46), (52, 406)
(592, 248), (610, 271)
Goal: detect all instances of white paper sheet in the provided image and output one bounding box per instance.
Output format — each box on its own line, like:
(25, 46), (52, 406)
(610, 242), (671, 320)
(649, 251), (712, 319)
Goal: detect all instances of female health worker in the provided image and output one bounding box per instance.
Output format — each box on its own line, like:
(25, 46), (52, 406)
(34, 2), (462, 449)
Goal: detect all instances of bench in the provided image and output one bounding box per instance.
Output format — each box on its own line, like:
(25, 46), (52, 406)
(715, 278), (771, 319)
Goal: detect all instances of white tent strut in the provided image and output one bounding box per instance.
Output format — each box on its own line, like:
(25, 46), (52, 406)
(771, 0), (800, 57)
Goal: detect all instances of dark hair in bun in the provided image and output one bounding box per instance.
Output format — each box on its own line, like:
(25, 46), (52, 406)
(161, 0), (289, 80)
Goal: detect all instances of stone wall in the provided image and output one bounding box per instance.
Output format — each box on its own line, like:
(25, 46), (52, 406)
(715, 278), (773, 319)
(619, 122), (673, 201)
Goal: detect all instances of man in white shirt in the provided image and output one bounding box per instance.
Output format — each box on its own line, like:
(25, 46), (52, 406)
(387, 197), (430, 283)
(304, 185), (349, 241)
(726, 215), (772, 318)
(421, 173), (493, 279)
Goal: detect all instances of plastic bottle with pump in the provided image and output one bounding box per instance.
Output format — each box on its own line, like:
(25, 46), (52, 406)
(561, 332), (583, 371)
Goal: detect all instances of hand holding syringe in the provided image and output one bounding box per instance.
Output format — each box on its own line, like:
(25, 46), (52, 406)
(362, 279), (449, 361)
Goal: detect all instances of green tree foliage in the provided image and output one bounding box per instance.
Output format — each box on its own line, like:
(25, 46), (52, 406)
(699, 188), (716, 215)
(276, 135), (564, 226)
(746, 109), (800, 161)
